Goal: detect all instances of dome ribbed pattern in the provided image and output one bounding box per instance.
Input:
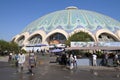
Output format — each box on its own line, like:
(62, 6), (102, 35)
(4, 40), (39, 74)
(22, 7), (120, 34)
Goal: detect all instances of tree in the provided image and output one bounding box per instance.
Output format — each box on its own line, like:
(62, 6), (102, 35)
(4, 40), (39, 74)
(9, 42), (20, 53)
(65, 31), (93, 46)
(0, 40), (20, 55)
(0, 40), (9, 52)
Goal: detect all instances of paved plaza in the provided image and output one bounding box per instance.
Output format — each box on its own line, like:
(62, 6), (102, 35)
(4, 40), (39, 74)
(0, 55), (120, 80)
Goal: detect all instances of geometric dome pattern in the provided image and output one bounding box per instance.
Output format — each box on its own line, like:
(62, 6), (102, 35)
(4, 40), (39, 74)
(22, 6), (120, 34)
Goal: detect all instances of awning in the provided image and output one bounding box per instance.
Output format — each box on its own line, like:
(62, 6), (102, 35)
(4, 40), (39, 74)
(65, 46), (120, 50)
(34, 44), (47, 47)
(26, 44), (47, 47)
(50, 49), (64, 53)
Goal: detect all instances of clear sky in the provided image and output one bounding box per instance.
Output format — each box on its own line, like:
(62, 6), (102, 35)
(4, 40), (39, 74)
(0, 0), (120, 41)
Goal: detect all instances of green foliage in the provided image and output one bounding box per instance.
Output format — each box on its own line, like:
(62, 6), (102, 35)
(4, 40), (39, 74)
(96, 51), (103, 58)
(0, 40), (9, 51)
(65, 31), (93, 46)
(0, 40), (21, 55)
(9, 42), (20, 53)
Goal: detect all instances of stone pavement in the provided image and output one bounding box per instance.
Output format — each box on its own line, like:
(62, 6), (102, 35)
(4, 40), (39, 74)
(0, 55), (120, 80)
(0, 56), (8, 62)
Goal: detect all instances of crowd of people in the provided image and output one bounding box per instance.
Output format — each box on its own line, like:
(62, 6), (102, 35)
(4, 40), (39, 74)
(91, 52), (120, 67)
(56, 53), (77, 69)
(7, 50), (120, 75)
(8, 51), (36, 75)
(55, 51), (120, 69)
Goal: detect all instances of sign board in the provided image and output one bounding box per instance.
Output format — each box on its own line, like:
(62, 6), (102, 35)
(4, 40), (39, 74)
(71, 42), (120, 47)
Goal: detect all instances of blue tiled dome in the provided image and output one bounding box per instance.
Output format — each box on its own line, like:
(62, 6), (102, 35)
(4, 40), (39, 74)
(22, 6), (120, 34)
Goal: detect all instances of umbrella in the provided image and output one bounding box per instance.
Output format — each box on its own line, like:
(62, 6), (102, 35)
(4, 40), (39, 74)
(50, 49), (64, 53)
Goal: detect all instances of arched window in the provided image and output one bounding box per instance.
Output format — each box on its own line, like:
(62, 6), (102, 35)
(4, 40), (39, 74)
(49, 33), (66, 44)
(17, 36), (25, 45)
(98, 33), (117, 42)
(29, 34), (42, 44)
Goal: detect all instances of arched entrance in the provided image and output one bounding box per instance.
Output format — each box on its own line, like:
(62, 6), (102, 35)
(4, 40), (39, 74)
(28, 34), (42, 44)
(98, 33), (118, 42)
(17, 35), (25, 46)
(48, 33), (67, 45)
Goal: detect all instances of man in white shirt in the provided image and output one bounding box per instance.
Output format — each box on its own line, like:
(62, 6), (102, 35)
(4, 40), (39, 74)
(92, 53), (97, 66)
(70, 54), (74, 69)
(17, 52), (26, 72)
(73, 55), (77, 68)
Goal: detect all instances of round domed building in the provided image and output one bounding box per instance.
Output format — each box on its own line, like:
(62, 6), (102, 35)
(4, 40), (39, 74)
(12, 6), (120, 50)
